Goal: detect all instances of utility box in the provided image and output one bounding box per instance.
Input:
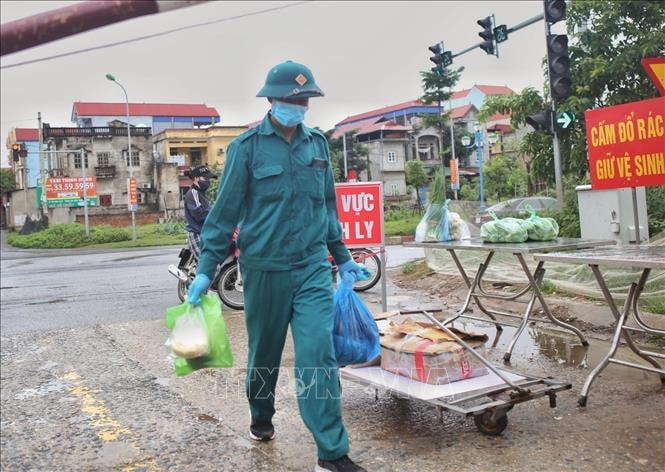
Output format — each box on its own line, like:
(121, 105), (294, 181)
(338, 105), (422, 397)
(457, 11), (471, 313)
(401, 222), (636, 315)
(576, 185), (649, 244)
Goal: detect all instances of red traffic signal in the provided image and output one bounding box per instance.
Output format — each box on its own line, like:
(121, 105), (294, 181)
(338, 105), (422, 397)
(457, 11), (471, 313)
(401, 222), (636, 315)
(11, 143), (20, 162)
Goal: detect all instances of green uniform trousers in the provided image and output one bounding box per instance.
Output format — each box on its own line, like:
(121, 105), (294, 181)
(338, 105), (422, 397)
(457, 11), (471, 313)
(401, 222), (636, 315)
(242, 259), (349, 461)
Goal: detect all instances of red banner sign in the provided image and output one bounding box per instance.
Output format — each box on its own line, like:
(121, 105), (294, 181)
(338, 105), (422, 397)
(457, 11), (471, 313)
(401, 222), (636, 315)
(585, 96), (665, 190)
(335, 182), (384, 247)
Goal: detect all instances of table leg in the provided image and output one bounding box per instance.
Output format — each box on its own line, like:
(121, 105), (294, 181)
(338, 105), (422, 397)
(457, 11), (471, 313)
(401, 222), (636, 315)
(578, 283), (637, 407)
(515, 253), (589, 346)
(446, 250), (503, 330)
(590, 266), (664, 379)
(503, 262), (546, 363)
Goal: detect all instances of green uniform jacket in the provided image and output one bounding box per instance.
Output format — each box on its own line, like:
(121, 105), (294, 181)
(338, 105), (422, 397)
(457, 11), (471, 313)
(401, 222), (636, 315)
(197, 114), (351, 279)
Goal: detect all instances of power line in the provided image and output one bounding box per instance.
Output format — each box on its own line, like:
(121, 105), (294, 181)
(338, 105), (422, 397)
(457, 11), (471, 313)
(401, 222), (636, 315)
(1, 1), (313, 70)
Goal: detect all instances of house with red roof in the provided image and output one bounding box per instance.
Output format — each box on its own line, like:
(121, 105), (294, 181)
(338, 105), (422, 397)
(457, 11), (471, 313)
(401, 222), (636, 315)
(71, 102), (220, 133)
(332, 84), (515, 185)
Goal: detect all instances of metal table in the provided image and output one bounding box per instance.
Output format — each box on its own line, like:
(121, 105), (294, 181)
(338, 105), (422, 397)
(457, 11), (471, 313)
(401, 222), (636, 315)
(534, 246), (665, 406)
(405, 238), (615, 362)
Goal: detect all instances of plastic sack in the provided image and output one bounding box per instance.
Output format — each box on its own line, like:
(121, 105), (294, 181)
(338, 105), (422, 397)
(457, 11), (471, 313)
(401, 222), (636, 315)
(167, 306), (209, 359)
(480, 211), (528, 243)
(164, 293), (233, 376)
(415, 202), (447, 242)
(522, 205), (560, 241)
(415, 200), (469, 242)
(332, 274), (381, 366)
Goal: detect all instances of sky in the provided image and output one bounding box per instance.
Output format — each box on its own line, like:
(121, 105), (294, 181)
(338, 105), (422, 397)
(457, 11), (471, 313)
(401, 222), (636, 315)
(0, 0), (566, 167)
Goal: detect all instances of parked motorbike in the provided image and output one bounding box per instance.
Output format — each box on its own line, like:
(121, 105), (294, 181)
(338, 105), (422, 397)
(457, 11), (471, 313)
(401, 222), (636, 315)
(168, 235), (244, 310)
(169, 242), (382, 312)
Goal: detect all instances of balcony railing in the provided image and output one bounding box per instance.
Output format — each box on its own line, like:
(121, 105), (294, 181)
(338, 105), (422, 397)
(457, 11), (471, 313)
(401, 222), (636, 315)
(95, 165), (116, 178)
(43, 126), (152, 139)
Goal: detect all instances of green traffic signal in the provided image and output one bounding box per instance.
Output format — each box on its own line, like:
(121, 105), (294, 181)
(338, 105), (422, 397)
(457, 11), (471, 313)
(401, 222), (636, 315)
(494, 25), (508, 43)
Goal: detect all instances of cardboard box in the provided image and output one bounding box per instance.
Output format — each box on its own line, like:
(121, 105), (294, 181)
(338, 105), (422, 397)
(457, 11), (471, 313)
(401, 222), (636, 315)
(380, 318), (489, 385)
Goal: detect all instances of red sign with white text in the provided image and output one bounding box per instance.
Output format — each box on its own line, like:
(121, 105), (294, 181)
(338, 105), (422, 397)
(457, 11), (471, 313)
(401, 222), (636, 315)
(585, 96), (665, 190)
(335, 182), (384, 247)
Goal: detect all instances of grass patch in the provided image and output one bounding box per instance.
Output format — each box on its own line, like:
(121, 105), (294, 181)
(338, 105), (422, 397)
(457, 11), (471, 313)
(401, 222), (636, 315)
(539, 280), (558, 295)
(384, 214), (420, 236)
(7, 223), (186, 249)
(641, 299), (665, 315)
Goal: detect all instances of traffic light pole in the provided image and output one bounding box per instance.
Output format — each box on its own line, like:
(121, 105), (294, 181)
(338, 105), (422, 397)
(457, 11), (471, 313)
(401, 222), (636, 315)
(543, 18), (564, 206)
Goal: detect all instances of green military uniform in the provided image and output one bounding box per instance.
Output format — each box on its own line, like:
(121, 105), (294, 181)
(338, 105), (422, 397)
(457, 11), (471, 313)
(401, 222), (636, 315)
(197, 114), (352, 461)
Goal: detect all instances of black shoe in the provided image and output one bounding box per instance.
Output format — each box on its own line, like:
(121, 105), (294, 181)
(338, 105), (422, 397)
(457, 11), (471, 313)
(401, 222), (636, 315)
(248, 419), (275, 441)
(315, 455), (366, 472)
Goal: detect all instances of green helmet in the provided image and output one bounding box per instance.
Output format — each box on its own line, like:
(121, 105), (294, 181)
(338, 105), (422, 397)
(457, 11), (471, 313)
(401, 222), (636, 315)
(256, 60), (324, 99)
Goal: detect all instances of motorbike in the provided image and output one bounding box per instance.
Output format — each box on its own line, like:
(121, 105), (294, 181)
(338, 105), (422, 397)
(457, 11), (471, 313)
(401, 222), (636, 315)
(168, 232), (244, 310)
(169, 242), (382, 311)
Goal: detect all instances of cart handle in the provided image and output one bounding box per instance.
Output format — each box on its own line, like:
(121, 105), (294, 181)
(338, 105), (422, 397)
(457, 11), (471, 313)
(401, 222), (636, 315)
(420, 310), (527, 393)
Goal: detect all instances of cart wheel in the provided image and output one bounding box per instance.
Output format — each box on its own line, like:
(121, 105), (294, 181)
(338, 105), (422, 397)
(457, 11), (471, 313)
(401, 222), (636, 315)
(474, 411), (508, 436)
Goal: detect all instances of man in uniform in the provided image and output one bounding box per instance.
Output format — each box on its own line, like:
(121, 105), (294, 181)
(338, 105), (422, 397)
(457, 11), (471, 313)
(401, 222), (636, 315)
(187, 60), (368, 472)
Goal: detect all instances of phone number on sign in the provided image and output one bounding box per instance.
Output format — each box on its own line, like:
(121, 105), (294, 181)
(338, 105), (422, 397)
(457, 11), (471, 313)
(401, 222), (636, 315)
(49, 182), (94, 191)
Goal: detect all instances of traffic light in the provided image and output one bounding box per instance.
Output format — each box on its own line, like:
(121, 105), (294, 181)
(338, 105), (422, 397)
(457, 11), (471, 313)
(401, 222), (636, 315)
(11, 143), (20, 162)
(526, 110), (553, 133)
(19, 144), (27, 158)
(547, 34), (572, 101)
(428, 41), (445, 75)
(544, 0), (566, 24)
(477, 16), (495, 55)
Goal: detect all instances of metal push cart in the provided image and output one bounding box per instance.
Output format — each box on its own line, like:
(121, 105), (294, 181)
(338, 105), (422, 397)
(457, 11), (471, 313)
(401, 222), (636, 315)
(341, 309), (571, 435)
(404, 238), (615, 362)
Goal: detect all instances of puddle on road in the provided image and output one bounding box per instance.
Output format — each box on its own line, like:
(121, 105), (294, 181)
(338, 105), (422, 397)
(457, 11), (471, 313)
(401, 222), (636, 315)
(447, 316), (663, 382)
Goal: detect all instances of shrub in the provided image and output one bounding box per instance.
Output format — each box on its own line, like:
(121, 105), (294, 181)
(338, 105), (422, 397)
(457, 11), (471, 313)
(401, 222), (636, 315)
(7, 224), (130, 248)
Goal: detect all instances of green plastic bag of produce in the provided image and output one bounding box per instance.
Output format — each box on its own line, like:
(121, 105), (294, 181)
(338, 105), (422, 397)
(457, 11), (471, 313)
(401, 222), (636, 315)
(480, 210), (528, 243)
(415, 202), (447, 242)
(521, 204), (559, 241)
(164, 293), (233, 376)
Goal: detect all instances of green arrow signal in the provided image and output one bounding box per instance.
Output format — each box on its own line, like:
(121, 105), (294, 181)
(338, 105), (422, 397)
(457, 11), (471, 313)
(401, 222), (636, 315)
(556, 111), (575, 129)
(494, 25), (508, 43)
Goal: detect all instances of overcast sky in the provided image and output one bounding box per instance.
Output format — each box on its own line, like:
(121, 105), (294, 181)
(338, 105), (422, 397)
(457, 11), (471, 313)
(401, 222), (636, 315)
(1, 0), (565, 166)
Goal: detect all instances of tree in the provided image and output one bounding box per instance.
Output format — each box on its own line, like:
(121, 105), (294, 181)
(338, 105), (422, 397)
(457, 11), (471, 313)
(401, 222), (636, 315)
(0, 168), (16, 194)
(477, 87), (555, 189)
(324, 130), (369, 182)
(482, 154), (528, 202)
(419, 67), (470, 168)
(405, 160), (428, 209)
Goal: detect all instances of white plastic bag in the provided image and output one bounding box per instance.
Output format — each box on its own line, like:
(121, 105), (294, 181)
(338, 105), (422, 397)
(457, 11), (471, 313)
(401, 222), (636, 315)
(448, 212), (471, 240)
(166, 306), (210, 359)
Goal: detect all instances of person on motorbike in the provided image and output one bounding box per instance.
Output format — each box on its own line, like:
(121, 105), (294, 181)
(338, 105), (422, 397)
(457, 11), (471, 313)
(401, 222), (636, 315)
(183, 165), (217, 261)
(186, 61), (368, 471)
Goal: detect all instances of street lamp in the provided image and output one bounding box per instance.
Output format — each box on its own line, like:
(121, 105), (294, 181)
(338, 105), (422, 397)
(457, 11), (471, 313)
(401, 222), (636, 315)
(105, 73), (136, 241)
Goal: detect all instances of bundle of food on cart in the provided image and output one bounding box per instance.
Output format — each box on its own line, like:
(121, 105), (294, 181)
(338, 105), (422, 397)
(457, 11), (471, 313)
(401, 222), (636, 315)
(379, 318), (489, 385)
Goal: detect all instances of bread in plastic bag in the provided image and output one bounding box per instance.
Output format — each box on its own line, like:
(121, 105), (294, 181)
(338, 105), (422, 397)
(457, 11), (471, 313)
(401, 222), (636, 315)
(164, 293), (233, 376)
(167, 306), (209, 359)
(480, 210), (528, 243)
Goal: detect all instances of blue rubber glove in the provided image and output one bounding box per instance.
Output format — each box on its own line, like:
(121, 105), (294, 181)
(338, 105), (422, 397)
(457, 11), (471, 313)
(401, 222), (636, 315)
(338, 259), (370, 283)
(187, 273), (211, 306)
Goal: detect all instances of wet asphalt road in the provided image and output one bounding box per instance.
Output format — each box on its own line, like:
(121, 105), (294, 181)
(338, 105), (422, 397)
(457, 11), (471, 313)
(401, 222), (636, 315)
(1, 241), (664, 471)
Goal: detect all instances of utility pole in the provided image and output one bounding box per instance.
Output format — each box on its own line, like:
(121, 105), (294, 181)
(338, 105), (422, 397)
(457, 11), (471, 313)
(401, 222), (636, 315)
(37, 112), (46, 218)
(544, 17), (564, 205)
(342, 132), (348, 180)
(80, 149), (89, 235)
